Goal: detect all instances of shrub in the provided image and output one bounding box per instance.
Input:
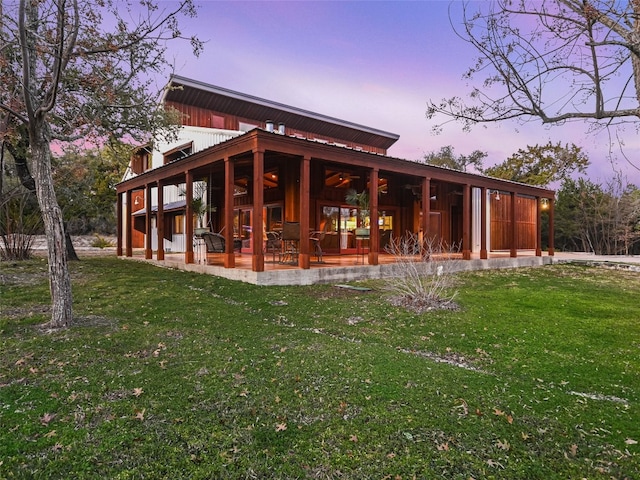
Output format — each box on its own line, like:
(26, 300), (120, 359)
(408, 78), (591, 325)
(383, 232), (460, 312)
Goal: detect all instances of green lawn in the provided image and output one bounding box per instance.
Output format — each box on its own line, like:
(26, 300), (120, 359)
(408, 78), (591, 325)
(1, 257), (639, 479)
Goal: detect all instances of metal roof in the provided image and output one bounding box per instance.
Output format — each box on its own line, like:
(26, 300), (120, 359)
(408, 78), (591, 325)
(164, 75), (400, 151)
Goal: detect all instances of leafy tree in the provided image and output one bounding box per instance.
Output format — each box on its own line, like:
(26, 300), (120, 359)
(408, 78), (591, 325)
(422, 145), (486, 172)
(0, 0), (201, 328)
(53, 144), (129, 235)
(484, 142), (589, 186)
(427, 1), (640, 132)
(555, 176), (640, 254)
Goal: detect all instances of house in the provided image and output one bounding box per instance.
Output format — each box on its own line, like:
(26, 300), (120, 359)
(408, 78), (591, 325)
(116, 75), (555, 282)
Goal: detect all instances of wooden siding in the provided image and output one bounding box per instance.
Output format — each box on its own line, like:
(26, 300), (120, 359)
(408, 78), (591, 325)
(166, 101), (387, 155)
(491, 195), (537, 250)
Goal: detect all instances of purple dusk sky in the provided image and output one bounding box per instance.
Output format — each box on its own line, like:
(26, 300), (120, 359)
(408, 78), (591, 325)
(157, 0), (640, 186)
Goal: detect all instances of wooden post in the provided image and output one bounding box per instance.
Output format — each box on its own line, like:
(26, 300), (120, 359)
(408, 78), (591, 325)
(299, 156), (311, 269)
(157, 181), (165, 261)
(224, 157), (235, 268)
(144, 183), (152, 259)
(368, 168), (379, 265)
(252, 150), (265, 272)
(116, 192), (123, 256)
(185, 171), (194, 264)
(548, 197), (555, 256)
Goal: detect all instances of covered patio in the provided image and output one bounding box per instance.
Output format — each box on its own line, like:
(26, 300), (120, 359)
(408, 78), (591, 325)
(116, 128), (555, 285)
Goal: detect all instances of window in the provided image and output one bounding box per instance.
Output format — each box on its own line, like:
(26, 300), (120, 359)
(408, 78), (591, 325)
(163, 142), (193, 164)
(173, 214), (184, 234)
(210, 114), (224, 128)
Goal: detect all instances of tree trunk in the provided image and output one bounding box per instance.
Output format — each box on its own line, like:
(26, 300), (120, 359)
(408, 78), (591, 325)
(30, 128), (73, 328)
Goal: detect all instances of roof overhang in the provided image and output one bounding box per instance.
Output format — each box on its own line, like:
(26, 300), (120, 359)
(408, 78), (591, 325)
(164, 75), (400, 151)
(117, 130), (555, 199)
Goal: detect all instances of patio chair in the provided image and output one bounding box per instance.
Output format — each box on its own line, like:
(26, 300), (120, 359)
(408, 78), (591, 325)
(280, 222), (300, 264)
(310, 223), (328, 263)
(265, 231), (282, 263)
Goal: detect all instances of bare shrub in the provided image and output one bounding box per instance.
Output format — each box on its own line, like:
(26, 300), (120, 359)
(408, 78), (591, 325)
(383, 233), (460, 313)
(1, 190), (42, 260)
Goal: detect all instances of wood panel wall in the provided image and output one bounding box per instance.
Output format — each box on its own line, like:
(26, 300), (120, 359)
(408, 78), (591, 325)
(490, 195), (537, 250)
(166, 101), (387, 155)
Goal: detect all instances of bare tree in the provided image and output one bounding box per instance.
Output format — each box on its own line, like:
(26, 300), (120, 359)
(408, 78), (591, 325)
(427, 1), (640, 134)
(0, 0), (201, 328)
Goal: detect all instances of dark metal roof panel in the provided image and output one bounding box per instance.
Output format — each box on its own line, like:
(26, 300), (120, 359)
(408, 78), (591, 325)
(164, 75), (400, 150)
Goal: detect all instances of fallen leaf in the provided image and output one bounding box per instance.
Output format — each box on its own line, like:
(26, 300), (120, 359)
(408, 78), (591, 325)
(40, 412), (56, 425)
(487, 459), (504, 469)
(134, 408), (145, 421)
(132, 387), (144, 397)
(521, 432), (530, 440)
(493, 408), (505, 416)
(44, 430), (57, 438)
(437, 442), (449, 451)
(275, 423), (287, 432)
(350, 435), (358, 443)
(275, 395), (281, 403)
(453, 398), (469, 416)
(506, 414), (514, 424)
(625, 438), (638, 445)
(569, 444), (578, 457)
(496, 439), (510, 451)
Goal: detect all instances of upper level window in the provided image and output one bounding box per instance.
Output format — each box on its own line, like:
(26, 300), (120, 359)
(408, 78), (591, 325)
(210, 114), (224, 128)
(163, 142), (193, 164)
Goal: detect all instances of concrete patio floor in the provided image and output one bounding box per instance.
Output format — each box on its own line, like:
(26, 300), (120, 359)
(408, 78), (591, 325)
(126, 249), (558, 286)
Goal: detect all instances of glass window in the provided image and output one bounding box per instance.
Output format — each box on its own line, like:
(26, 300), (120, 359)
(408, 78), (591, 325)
(174, 214), (184, 234)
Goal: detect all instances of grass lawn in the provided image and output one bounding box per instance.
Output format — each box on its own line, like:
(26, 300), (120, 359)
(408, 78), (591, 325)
(1, 257), (639, 479)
